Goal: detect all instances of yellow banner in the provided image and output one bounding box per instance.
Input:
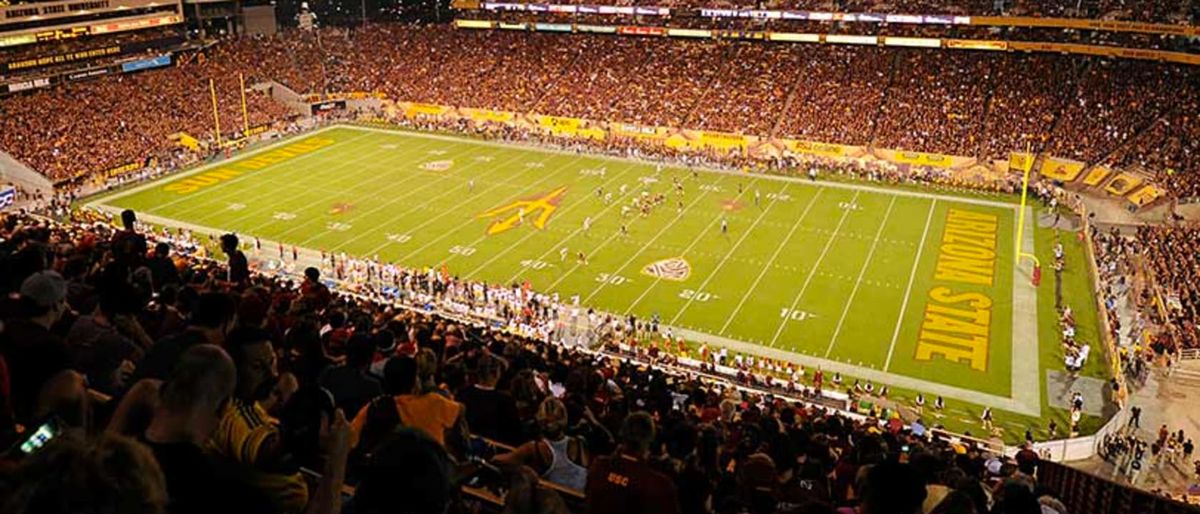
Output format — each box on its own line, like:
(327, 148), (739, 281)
(536, 115), (582, 132)
(946, 39), (1008, 51)
(104, 161), (143, 177)
(1039, 157), (1085, 182)
(782, 139), (846, 158)
(1104, 172), (1143, 196)
(1008, 152), (1034, 172)
(461, 107), (515, 123)
(1082, 166), (1112, 186)
(403, 103), (453, 117)
(894, 151), (953, 168)
(173, 132), (201, 151)
(971, 15), (1200, 37)
(1126, 185), (1161, 206)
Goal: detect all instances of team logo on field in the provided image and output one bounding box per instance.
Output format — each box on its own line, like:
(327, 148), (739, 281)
(642, 257), (691, 281)
(329, 202), (355, 215)
(476, 186), (568, 236)
(420, 160), (454, 171)
(720, 199), (743, 211)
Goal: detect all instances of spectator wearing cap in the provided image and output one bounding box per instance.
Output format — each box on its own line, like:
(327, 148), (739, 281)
(319, 334), (383, 416)
(456, 353), (523, 446)
(0, 270), (78, 425)
(585, 411), (681, 514)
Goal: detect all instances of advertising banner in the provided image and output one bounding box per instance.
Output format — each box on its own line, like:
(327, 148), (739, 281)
(1104, 172), (1143, 196)
(893, 151), (953, 168)
(1039, 156), (1085, 182)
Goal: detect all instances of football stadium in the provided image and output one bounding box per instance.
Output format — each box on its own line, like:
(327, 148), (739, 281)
(0, 0), (1199, 513)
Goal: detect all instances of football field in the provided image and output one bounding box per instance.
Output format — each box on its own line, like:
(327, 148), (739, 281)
(91, 124), (1068, 426)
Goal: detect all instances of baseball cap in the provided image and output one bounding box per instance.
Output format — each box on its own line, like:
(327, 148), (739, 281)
(20, 270), (66, 309)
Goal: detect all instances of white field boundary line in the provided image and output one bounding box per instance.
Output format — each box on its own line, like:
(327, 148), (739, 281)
(883, 199), (937, 371)
(402, 154), (594, 266)
(768, 190), (861, 348)
(124, 130), (376, 217)
(83, 124), (346, 210)
(719, 188), (824, 335)
(824, 195), (898, 358)
(576, 176), (729, 303)
(294, 143), (523, 249)
(345, 124), (1018, 211)
(1010, 205), (1041, 416)
(621, 182), (754, 316)
(466, 160), (648, 282)
(188, 135), (449, 232)
(672, 326), (1039, 416)
(668, 182), (792, 325)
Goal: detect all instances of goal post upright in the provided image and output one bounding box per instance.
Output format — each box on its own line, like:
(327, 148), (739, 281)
(1014, 144), (1041, 283)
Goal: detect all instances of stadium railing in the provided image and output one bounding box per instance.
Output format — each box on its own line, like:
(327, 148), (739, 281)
(1038, 459), (1200, 513)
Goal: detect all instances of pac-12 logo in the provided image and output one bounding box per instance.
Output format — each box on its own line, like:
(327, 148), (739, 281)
(642, 257), (691, 281)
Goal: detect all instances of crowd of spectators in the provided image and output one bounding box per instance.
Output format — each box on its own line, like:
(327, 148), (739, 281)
(0, 44), (295, 183)
(3, 24), (1200, 195)
(0, 205), (1079, 514)
(1135, 225), (1200, 351)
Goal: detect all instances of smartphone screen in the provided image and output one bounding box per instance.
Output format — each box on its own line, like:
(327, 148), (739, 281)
(19, 420), (60, 455)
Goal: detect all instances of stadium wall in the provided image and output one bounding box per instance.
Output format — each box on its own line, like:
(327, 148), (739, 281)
(0, 148), (52, 194)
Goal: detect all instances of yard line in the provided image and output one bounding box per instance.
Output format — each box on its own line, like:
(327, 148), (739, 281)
(401, 154), (592, 264)
(466, 161), (646, 281)
(211, 136), (451, 233)
(149, 131), (376, 215)
(311, 145), (529, 251)
(824, 196), (897, 357)
(620, 182), (754, 315)
(171, 133), (434, 226)
(667, 182), (791, 325)
(348, 125), (1017, 210)
(767, 190), (861, 348)
(719, 188), (824, 335)
(578, 177), (729, 303)
(242, 136), (475, 241)
(884, 199), (938, 371)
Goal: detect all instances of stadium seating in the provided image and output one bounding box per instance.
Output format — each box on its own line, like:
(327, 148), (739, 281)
(3, 25), (1200, 190)
(0, 209), (1129, 514)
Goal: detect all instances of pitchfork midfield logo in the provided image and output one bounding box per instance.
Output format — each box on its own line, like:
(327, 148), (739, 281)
(476, 186), (568, 236)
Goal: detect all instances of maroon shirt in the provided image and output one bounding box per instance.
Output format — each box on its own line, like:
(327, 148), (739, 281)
(586, 453), (681, 514)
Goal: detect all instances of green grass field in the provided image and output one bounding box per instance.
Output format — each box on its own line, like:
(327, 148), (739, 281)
(89, 124), (1112, 440)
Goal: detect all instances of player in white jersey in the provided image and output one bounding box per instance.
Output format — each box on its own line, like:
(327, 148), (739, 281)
(721, 217), (729, 235)
(583, 216), (592, 234)
(560, 247), (569, 262)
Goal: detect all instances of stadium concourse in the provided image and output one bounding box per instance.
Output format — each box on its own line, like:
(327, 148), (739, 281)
(0, 13), (1199, 514)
